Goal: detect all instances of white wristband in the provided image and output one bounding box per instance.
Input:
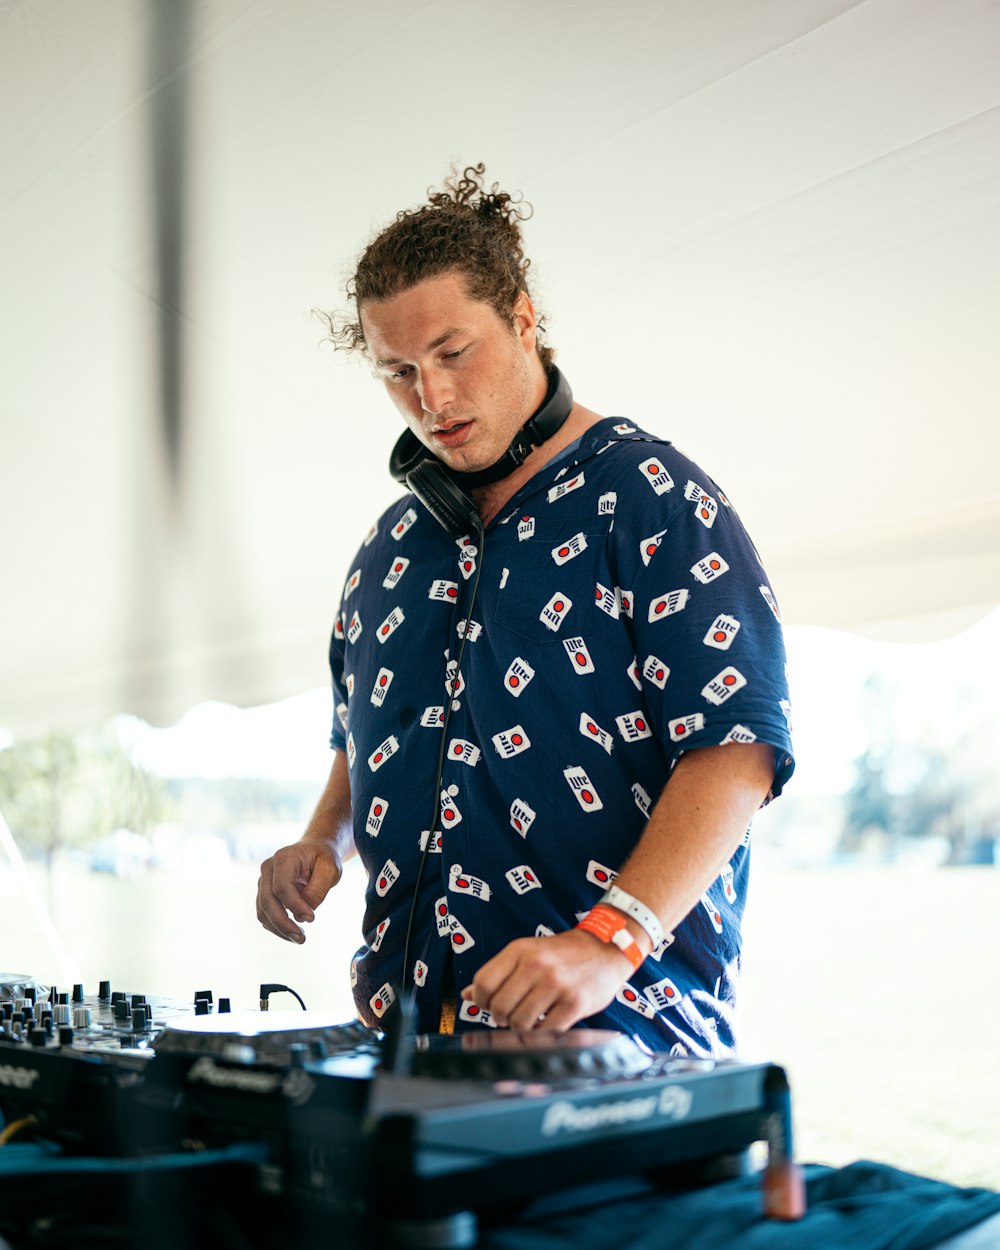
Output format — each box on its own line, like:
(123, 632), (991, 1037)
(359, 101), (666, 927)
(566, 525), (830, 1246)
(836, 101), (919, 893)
(599, 885), (664, 948)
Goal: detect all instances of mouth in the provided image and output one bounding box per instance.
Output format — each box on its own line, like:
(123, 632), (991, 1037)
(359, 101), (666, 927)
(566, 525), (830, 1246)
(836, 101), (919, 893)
(430, 420), (473, 450)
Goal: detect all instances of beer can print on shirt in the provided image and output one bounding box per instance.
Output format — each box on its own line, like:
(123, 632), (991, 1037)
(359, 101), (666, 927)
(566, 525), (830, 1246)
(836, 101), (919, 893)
(370, 667), (394, 706)
(506, 864), (542, 895)
(539, 592), (572, 632)
(547, 472), (586, 503)
(504, 656), (536, 697)
(597, 491), (617, 515)
(702, 666), (747, 706)
(643, 655), (670, 689)
(509, 797), (537, 837)
(585, 859), (617, 887)
(369, 982), (395, 1019)
(367, 735), (400, 772)
(383, 556), (410, 589)
(375, 859), (399, 897)
(429, 579), (459, 602)
(701, 894), (724, 934)
(449, 864), (492, 900)
(564, 636), (595, 673)
(413, 960), (428, 987)
(517, 515), (535, 541)
(595, 583), (619, 618)
(458, 546), (477, 580)
(492, 725), (531, 759)
(449, 916), (476, 953)
(639, 457), (675, 496)
(692, 553), (729, 584)
(369, 917), (390, 952)
(376, 607), (405, 642)
(449, 738), (482, 766)
(459, 999), (497, 1027)
(551, 532), (588, 565)
(439, 791), (462, 829)
(579, 713), (614, 754)
(565, 768), (604, 812)
(616, 711), (653, 743)
(646, 975), (682, 1010)
(616, 985), (656, 1018)
(390, 508), (417, 540)
(344, 567), (362, 599)
(648, 589), (689, 621)
(668, 713), (705, 742)
(721, 724), (757, 745)
(640, 529), (667, 567)
(347, 611), (362, 644)
(704, 613), (740, 650)
(366, 796), (388, 836)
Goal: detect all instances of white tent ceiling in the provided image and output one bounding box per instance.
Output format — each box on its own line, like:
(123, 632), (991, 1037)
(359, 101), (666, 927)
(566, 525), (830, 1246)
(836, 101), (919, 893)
(2, 0), (998, 737)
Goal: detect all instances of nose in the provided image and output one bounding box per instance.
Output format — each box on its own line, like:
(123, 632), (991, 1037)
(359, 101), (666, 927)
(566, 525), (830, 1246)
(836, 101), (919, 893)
(417, 367), (452, 418)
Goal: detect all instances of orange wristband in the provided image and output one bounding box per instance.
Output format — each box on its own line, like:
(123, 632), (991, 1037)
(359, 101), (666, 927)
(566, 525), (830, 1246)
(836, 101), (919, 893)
(576, 904), (644, 971)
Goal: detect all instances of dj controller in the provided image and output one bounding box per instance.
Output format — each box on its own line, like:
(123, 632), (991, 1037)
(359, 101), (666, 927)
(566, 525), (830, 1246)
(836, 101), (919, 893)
(0, 973), (804, 1249)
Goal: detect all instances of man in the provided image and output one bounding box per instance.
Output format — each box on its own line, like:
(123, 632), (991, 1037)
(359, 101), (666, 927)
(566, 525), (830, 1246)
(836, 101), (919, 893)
(257, 164), (793, 1055)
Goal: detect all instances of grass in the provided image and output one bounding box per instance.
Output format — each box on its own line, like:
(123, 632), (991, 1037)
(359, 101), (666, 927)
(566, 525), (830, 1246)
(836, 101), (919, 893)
(2, 858), (997, 1190)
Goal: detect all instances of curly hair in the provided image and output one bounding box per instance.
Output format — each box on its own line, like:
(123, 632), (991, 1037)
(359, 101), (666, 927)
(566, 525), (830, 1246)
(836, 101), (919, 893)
(324, 163), (554, 370)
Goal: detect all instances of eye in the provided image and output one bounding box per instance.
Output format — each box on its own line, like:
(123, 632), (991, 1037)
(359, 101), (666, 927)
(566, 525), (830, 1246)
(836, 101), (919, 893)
(388, 365), (412, 381)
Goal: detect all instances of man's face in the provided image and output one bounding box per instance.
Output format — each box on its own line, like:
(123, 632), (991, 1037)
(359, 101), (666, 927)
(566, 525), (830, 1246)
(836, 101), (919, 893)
(360, 270), (546, 475)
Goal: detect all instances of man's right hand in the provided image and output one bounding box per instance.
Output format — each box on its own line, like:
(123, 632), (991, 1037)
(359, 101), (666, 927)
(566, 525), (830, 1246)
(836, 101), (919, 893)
(256, 840), (343, 944)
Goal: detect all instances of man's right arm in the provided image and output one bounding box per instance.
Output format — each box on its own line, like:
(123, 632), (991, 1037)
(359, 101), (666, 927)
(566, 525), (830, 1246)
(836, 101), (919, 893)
(256, 750), (355, 944)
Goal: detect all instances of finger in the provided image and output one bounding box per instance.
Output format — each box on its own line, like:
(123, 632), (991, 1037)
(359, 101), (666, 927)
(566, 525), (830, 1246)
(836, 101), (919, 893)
(298, 852), (341, 912)
(505, 981), (559, 1031)
(257, 859), (308, 941)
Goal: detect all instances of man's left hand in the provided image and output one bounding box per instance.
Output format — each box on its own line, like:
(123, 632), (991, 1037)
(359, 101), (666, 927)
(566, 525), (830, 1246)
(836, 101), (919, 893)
(459, 929), (633, 1031)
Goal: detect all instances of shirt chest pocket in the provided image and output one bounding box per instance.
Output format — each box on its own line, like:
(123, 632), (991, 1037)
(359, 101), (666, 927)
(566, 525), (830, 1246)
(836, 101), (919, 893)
(492, 518), (610, 644)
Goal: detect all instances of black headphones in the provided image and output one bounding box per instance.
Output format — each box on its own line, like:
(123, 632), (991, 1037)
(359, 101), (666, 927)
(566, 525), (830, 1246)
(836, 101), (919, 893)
(388, 367), (574, 537)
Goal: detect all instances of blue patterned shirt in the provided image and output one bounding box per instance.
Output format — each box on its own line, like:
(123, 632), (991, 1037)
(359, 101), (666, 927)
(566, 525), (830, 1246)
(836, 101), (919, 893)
(329, 418), (794, 1055)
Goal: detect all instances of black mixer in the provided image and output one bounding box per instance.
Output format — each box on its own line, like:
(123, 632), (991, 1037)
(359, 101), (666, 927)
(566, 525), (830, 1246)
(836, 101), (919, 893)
(0, 974), (805, 1248)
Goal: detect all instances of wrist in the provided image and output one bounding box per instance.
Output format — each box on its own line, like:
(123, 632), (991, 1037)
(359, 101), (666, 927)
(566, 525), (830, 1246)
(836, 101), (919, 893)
(598, 884), (664, 949)
(576, 905), (645, 971)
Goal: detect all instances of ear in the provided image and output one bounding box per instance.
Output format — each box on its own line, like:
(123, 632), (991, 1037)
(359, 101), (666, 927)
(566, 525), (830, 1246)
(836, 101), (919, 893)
(512, 291), (538, 356)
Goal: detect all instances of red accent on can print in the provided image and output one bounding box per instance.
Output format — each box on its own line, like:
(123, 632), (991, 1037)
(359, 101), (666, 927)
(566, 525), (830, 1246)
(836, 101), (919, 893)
(576, 653), (588, 666)
(379, 675), (388, 687)
(394, 562), (403, 572)
(636, 718), (647, 731)
(587, 722), (598, 734)
(456, 876), (469, 888)
(509, 675), (520, 688)
(464, 560), (473, 571)
(714, 631), (727, 642)
(374, 996), (384, 1010)
(513, 818), (522, 831)
(622, 987), (637, 1002)
(593, 865), (608, 878)
(675, 725), (687, 736)
(378, 876), (387, 889)
(453, 744), (463, 755)
(710, 559), (721, 570)
(438, 902), (448, 917)
(646, 544), (657, 557)
(373, 751), (384, 763)
(647, 464), (660, 475)
(511, 733), (524, 746)
(701, 508), (710, 519)
(444, 808), (455, 821)
(665, 985), (675, 999)
(447, 587), (458, 598)
(655, 601), (666, 615)
(373, 804), (383, 816)
(453, 933), (466, 946)
(723, 674), (737, 686)
(622, 596), (631, 611)
(380, 625), (390, 636)
(655, 668), (665, 680)
(553, 600), (565, 612)
(467, 1004), (481, 1016)
(558, 546), (570, 557)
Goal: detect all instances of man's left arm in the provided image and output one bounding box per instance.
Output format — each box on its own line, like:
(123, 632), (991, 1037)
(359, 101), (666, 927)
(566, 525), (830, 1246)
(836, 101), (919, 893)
(460, 740), (775, 1031)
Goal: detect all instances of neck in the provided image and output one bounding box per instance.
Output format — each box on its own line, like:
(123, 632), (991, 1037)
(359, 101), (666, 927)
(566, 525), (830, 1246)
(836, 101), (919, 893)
(471, 402), (604, 526)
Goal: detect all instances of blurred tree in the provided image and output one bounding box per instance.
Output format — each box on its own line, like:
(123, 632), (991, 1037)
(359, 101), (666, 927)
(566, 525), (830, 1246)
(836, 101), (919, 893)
(0, 724), (165, 888)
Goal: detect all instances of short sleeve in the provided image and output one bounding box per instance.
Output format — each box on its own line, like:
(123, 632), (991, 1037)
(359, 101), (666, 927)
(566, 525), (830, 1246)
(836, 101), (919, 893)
(616, 456), (794, 797)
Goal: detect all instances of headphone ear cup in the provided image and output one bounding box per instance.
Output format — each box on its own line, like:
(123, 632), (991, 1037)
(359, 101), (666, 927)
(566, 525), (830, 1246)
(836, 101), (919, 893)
(388, 429), (426, 486)
(405, 460), (481, 538)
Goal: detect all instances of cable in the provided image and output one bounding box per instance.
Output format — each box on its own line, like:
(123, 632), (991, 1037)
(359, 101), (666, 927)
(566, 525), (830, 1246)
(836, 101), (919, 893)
(258, 983), (307, 1011)
(400, 521), (486, 1008)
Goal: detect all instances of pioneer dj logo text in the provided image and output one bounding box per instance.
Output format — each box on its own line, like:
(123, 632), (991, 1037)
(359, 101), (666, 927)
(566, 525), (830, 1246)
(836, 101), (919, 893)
(187, 1056), (315, 1104)
(540, 1085), (693, 1137)
(0, 1064), (40, 1090)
